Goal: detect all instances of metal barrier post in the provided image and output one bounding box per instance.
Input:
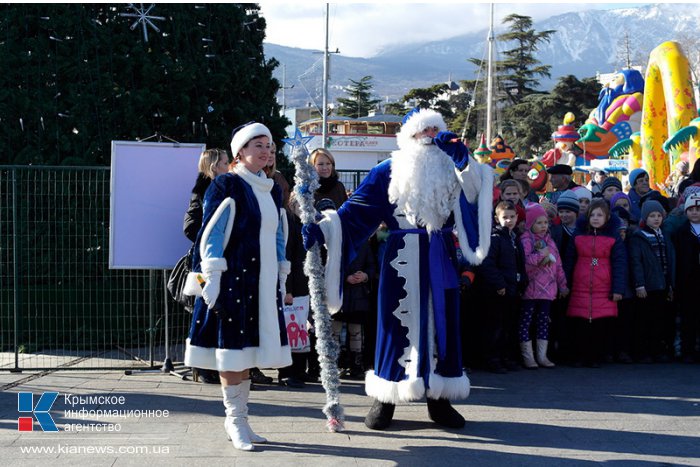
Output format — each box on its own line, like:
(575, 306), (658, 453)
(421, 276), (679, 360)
(11, 168), (21, 372)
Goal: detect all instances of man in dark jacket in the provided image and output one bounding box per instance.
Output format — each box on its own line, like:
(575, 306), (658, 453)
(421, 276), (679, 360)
(546, 164), (579, 204)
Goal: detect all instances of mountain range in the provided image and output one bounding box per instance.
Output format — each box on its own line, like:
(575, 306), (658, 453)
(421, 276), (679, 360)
(264, 3), (700, 109)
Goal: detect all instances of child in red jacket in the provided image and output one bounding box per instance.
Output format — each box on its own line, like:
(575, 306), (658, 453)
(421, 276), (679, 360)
(566, 199), (628, 367)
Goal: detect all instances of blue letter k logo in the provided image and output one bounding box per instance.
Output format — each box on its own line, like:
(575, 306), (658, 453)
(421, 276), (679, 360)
(18, 392), (59, 432)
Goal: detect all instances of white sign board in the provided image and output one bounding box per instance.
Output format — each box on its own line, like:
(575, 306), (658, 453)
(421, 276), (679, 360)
(109, 141), (205, 269)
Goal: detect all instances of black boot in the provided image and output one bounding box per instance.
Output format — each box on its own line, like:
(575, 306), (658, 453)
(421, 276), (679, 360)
(348, 352), (365, 380)
(249, 367), (273, 384)
(364, 399), (395, 430)
(192, 368), (220, 384)
(427, 398), (465, 429)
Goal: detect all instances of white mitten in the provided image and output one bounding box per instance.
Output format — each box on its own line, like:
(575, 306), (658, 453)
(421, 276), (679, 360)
(278, 260), (291, 300)
(458, 156), (482, 203)
(202, 271), (222, 309)
(200, 258), (227, 309)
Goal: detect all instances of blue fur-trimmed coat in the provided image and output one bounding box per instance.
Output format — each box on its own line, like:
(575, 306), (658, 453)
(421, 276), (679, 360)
(184, 167), (292, 372)
(319, 157), (493, 404)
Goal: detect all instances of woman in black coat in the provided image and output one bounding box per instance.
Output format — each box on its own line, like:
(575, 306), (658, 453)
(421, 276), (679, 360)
(184, 148), (232, 242)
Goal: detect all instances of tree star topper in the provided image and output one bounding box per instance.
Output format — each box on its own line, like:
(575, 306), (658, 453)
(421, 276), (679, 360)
(120, 4), (165, 42)
(282, 129), (314, 149)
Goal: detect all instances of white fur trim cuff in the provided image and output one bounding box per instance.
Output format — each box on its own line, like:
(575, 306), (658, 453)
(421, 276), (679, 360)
(425, 372), (470, 400)
(201, 258), (228, 274)
(319, 210), (343, 314)
(365, 370), (470, 403)
(278, 260), (291, 276)
(230, 122), (272, 158)
(455, 160), (493, 266)
(365, 370), (425, 404)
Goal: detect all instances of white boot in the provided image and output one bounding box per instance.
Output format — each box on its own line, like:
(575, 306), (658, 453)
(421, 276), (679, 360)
(536, 339), (555, 368)
(222, 384), (254, 451)
(520, 341), (538, 369)
(239, 379), (267, 443)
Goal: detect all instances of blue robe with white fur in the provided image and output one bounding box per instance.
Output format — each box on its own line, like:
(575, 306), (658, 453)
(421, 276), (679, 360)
(319, 157), (492, 404)
(185, 167), (292, 372)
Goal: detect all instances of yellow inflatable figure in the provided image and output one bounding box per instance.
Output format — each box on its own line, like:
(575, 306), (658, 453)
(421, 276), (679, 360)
(663, 114), (700, 174)
(640, 41), (698, 192)
(609, 132), (642, 167)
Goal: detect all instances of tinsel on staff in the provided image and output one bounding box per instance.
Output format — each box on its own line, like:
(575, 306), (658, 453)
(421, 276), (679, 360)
(284, 130), (344, 432)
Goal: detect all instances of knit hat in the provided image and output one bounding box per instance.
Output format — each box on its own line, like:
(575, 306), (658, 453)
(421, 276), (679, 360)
(629, 168), (648, 187)
(572, 186), (592, 201)
(685, 193), (700, 212)
(525, 203), (548, 230)
(609, 192), (631, 209)
(640, 200), (665, 224)
(230, 122), (272, 158)
(556, 190), (580, 213)
(600, 176), (622, 193)
(680, 183), (700, 205)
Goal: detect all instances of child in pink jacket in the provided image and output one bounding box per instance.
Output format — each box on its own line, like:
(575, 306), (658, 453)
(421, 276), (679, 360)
(519, 203), (569, 369)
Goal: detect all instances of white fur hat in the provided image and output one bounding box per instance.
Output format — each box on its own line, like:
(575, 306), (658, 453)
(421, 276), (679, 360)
(399, 107), (447, 139)
(230, 122), (272, 158)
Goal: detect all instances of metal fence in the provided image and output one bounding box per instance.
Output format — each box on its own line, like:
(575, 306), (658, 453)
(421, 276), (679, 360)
(0, 166), (191, 372)
(0, 166), (369, 372)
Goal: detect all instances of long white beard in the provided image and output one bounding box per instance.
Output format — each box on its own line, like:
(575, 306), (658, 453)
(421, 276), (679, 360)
(388, 140), (459, 232)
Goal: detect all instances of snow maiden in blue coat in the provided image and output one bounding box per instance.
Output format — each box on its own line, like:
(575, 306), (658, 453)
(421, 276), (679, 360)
(304, 108), (493, 430)
(184, 122), (291, 451)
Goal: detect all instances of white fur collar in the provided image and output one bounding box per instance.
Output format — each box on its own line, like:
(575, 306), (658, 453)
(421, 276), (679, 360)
(233, 164), (273, 192)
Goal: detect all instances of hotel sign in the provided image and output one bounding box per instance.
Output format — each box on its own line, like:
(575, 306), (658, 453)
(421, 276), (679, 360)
(307, 135), (397, 152)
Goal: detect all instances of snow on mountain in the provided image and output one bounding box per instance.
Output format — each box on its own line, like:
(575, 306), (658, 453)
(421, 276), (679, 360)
(266, 3), (700, 108)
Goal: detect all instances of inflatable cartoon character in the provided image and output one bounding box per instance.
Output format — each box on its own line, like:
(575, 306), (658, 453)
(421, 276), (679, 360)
(541, 112), (578, 167)
(473, 133), (493, 165)
(489, 134), (516, 168)
(577, 69), (644, 159)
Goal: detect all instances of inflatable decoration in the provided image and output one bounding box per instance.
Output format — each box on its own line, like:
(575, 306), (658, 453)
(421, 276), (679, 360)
(474, 133), (493, 165)
(663, 111), (700, 174)
(528, 159), (548, 194)
(489, 134), (516, 168)
(609, 132), (641, 163)
(640, 41), (698, 191)
(578, 69), (644, 160)
(494, 159), (511, 178)
(541, 112), (578, 167)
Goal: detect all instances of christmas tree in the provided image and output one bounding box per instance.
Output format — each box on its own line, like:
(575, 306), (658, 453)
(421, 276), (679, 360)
(0, 3), (287, 165)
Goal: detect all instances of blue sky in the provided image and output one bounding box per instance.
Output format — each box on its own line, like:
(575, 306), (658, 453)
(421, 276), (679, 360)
(259, 2), (655, 58)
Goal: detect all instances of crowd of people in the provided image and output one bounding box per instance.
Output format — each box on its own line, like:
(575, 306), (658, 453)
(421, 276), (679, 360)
(464, 159), (700, 372)
(179, 116), (700, 451)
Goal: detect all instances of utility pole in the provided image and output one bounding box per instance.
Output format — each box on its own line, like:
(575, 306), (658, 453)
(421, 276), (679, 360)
(486, 3), (494, 145)
(322, 4), (329, 149)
